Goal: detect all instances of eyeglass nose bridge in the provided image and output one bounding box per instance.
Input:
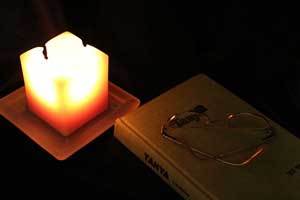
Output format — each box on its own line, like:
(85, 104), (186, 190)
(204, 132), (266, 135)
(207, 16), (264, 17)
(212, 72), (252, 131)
(167, 113), (202, 128)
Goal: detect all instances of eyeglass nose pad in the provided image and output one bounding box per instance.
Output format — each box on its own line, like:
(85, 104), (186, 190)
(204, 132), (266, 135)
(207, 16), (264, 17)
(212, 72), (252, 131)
(166, 114), (179, 127)
(226, 113), (235, 127)
(227, 113), (235, 122)
(168, 114), (177, 122)
(227, 113), (235, 120)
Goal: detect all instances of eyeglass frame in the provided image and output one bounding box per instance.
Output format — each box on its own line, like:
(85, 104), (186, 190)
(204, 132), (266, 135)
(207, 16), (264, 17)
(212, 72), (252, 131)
(161, 105), (275, 167)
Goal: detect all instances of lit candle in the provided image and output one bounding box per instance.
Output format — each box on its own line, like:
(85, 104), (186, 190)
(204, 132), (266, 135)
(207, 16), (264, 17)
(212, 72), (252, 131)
(20, 32), (108, 136)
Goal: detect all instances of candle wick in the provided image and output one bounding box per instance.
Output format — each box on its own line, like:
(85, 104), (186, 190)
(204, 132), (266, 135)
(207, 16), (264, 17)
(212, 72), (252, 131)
(43, 45), (48, 60)
(82, 40), (87, 47)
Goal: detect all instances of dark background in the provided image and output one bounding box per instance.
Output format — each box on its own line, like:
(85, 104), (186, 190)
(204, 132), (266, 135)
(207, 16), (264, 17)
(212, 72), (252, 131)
(0, 1), (299, 198)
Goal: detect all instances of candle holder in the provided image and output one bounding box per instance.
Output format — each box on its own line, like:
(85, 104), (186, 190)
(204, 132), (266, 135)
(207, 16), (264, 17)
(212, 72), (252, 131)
(0, 82), (139, 160)
(0, 32), (140, 160)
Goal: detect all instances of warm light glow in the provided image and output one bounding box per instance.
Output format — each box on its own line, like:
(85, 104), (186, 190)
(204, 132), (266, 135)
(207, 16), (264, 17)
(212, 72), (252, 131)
(20, 31), (108, 136)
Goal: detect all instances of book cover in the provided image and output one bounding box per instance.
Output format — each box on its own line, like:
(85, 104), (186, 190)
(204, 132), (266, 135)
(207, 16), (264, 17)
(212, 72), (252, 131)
(114, 74), (300, 200)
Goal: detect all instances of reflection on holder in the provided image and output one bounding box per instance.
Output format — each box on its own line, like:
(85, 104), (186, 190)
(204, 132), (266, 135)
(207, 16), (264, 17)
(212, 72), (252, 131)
(161, 105), (275, 166)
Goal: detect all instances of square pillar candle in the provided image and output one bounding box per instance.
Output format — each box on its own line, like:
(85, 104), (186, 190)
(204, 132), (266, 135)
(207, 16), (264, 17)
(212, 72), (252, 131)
(20, 32), (108, 136)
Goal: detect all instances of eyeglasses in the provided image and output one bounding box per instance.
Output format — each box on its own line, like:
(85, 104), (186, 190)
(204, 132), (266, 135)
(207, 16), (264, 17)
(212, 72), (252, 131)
(161, 105), (275, 166)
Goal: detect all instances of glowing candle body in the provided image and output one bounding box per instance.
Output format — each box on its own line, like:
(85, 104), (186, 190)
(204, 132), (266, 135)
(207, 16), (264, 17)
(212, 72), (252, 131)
(20, 32), (108, 136)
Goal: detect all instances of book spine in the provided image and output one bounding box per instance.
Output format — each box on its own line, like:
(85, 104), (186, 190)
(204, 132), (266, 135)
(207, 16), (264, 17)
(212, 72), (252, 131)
(114, 119), (213, 200)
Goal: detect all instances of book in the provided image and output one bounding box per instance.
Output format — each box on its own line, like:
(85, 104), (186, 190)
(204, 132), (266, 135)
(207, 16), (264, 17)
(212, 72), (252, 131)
(114, 74), (300, 200)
